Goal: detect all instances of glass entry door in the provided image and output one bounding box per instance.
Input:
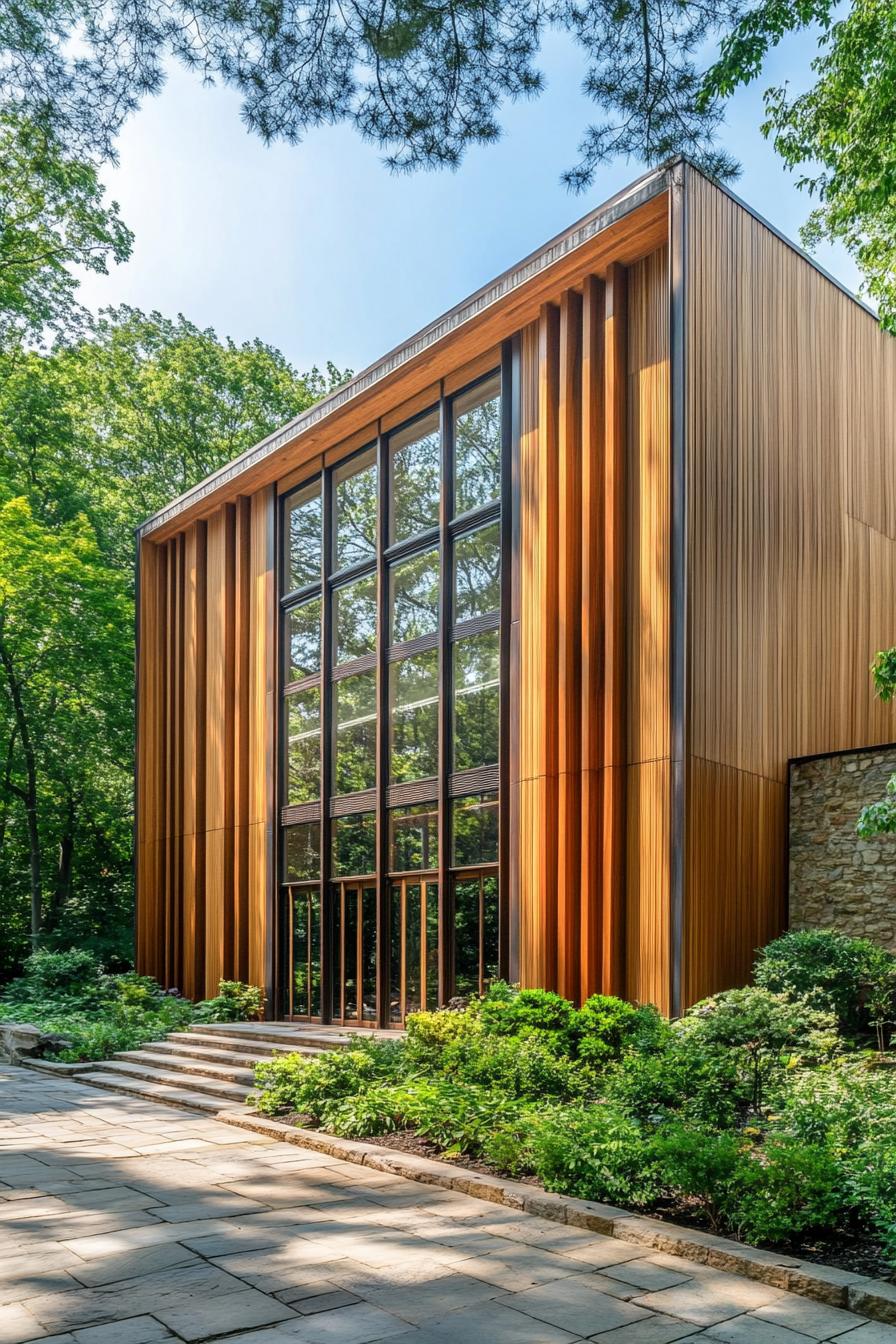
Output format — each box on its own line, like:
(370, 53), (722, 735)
(331, 880), (378, 1026)
(389, 876), (439, 1023)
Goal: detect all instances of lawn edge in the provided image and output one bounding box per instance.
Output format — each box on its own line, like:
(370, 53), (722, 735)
(216, 1106), (896, 1327)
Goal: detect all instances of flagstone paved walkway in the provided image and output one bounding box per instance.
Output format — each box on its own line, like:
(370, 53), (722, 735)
(1, 1065), (894, 1344)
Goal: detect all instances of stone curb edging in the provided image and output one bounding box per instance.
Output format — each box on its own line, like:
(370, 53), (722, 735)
(216, 1107), (896, 1329)
(21, 1057), (93, 1077)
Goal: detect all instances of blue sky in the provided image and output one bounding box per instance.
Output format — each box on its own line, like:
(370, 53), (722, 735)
(76, 28), (857, 376)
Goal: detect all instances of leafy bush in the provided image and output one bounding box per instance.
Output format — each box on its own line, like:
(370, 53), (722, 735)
(755, 928), (896, 1042)
(476, 983), (577, 1042)
(252, 1041), (403, 1117)
(652, 1125), (748, 1230)
(606, 1032), (746, 1129)
(574, 995), (665, 1070)
(194, 980), (265, 1023)
(3, 949), (105, 1005)
(528, 1104), (661, 1206)
(681, 987), (838, 1109)
(726, 1136), (845, 1246)
(441, 1030), (589, 1101)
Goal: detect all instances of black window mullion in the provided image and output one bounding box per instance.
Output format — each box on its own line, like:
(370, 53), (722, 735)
(437, 386), (452, 1006)
(499, 338), (516, 984)
(319, 469), (333, 1023)
(375, 426), (390, 1027)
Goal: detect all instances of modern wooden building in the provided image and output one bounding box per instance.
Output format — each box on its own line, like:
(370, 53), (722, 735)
(135, 160), (896, 1023)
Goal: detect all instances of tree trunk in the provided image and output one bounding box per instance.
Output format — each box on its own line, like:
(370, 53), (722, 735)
(0, 642), (41, 945)
(48, 794), (76, 934)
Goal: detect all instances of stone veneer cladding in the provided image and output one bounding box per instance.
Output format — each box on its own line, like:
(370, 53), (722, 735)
(789, 745), (896, 951)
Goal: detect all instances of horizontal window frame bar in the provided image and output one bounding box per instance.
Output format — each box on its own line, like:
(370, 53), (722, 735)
(281, 801), (322, 826)
(386, 631), (439, 663)
(386, 777), (439, 809)
(280, 580), (322, 610)
(384, 525), (440, 565)
(449, 500), (501, 538)
(449, 765), (499, 797)
(330, 652), (377, 683)
(283, 671), (322, 696)
(450, 612), (500, 643)
(329, 555), (377, 590)
(330, 789), (377, 818)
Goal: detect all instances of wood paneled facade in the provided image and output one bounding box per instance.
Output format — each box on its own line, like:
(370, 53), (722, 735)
(136, 162), (896, 1019)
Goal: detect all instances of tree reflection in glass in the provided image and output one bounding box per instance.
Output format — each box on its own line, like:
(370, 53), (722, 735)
(286, 482), (322, 591)
(390, 651), (438, 782)
(390, 548), (439, 644)
(286, 597), (321, 683)
(453, 630), (499, 770)
(454, 380), (500, 517)
(334, 671), (376, 794)
(286, 688), (320, 803)
(334, 452), (377, 571)
(333, 574), (376, 664)
(390, 414), (440, 541)
(454, 523), (500, 622)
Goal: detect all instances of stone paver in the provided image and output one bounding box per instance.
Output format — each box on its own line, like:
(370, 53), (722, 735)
(1, 1063), (894, 1344)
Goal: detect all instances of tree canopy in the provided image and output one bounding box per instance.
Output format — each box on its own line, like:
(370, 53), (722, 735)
(0, 311), (347, 977)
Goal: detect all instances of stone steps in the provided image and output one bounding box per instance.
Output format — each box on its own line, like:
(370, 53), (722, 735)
(74, 1021), (364, 1113)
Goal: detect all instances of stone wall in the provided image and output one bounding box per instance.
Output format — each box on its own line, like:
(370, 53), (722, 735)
(789, 745), (896, 951)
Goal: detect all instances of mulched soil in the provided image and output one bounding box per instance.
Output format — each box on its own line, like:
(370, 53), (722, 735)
(275, 1112), (891, 1281)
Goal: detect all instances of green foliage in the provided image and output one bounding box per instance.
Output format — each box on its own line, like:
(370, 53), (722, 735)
(605, 1031), (746, 1130)
(681, 986), (838, 1109)
(0, 953), (193, 1060)
(252, 1042), (403, 1118)
(528, 1105), (661, 1207)
(0, 312), (345, 979)
(575, 995), (665, 1070)
(0, 112), (131, 348)
(703, 0), (896, 332)
(476, 983), (577, 1041)
(194, 981), (265, 1024)
(755, 928), (896, 1041)
(652, 1125), (748, 1230)
(728, 1136), (845, 1246)
(857, 648), (896, 841)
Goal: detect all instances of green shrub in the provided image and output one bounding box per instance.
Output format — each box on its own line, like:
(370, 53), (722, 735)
(651, 1125), (748, 1229)
(252, 1041), (402, 1117)
(755, 928), (896, 1041)
(528, 1104), (661, 1206)
(442, 1030), (589, 1101)
(476, 983), (577, 1041)
(574, 995), (665, 1071)
(681, 986), (838, 1109)
(4, 948), (105, 1005)
(606, 1031), (748, 1129)
(726, 1136), (845, 1246)
(194, 980), (265, 1023)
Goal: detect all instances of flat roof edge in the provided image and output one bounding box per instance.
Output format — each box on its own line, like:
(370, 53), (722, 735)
(138, 162), (671, 538)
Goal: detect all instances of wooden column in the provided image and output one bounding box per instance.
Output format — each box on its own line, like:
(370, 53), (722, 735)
(600, 263), (628, 997)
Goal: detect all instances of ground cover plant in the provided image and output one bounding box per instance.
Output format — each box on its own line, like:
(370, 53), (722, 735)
(251, 929), (896, 1273)
(0, 949), (263, 1060)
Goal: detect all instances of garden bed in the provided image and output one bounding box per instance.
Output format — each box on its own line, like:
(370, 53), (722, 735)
(250, 930), (896, 1287)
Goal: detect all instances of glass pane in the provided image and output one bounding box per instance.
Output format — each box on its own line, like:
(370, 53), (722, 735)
(390, 548), (439, 644)
(453, 630), (499, 770)
(405, 882), (422, 1015)
(390, 413), (440, 542)
(425, 881), (439, 1010)
(334, 574), (377, 665)
(344, 886), (358, 1019)
(454, 877), (480, 998)
(285, 688), (320, 804)
(293, 889), (309, 1016)
(362, 885), (377, 1021)
(334, 670), (376, 794)
(334, 451), (377, 571)
(483, 875), (499, 987)
(390, 803), (438, 872)
(331, 812), (376, 877)
(285, 598), (321, 683)
(390, 883), (402, 1023)
(286, 481), (322, 591)
(284, 821), (320, 881)
(310, 888), (322, 1017)
(452, 793), (498, 867)
(390, 650), (439, 783)
(331, 894), (342, 1019)
(454, 378), (500, 516)
(454, 523), (500, 623)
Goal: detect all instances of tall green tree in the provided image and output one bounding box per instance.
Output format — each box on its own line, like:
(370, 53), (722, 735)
(0, 113), (131, 348)
(703, 0), (896, 330)
(0, 311), (346, 976)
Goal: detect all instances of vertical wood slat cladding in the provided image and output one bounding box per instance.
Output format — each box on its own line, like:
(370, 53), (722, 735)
(135, 490), (275, 998)
(684, 168), (896, 1003)
(515, 247), (671, 1007)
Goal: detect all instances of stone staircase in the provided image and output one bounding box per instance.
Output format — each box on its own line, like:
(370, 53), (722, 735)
(74, 1022), (359, 1113)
